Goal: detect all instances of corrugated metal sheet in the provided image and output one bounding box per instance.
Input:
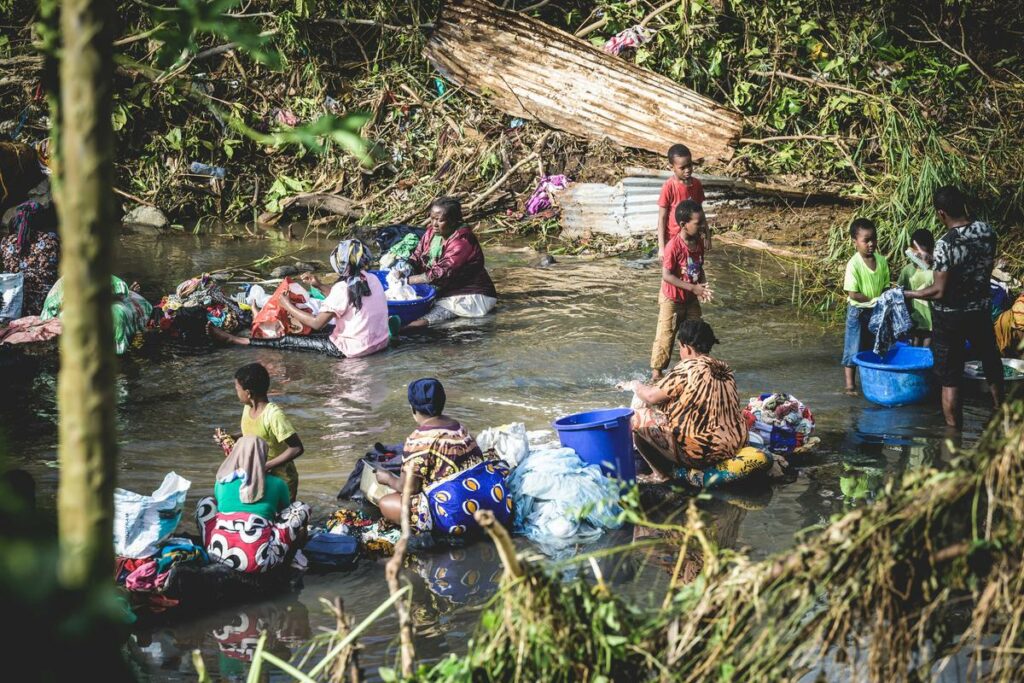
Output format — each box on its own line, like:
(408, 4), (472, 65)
(556, 169), (764, 237)
(424, 0), (741, 161)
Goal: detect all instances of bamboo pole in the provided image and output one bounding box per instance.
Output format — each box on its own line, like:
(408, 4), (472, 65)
(385, 471), (417, 677)
(55, 0), (118, 593)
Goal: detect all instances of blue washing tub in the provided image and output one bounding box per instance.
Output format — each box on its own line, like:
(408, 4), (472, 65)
(853, 343), (934, 407)
(552, 408), (636, 482)
(369, 270), (436, 326)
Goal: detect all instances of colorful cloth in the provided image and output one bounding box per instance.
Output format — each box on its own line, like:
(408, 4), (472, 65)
(631, 356), (748, 468)
(216, 435), (271, 505)
(240, 402), (298, 501)
(40, 275), (151, 354)
(743, 393), (815, 454)
(525, 175), (570, 215)
(421, 460), (513, 537)
(678, 447), (773, 489)
(933, 221), (997, 314)
(603, 25), (654, 55)
(215, 470), (291, 520)
(994, 293), (1024, 357)
(195, 496), (309, 574)
(868, 288), (912, 356)
(843, 252), (890, 308)
(155, 541), (208, 574)
(1, 201), (59, 316)
(151, 274), (249, 340)
(403, 419), (488, 532)
(658, 176), (705, 241)
(0, 314), (61, 345)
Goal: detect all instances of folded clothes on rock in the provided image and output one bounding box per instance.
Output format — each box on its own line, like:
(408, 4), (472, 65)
(505, 446), (622, 558)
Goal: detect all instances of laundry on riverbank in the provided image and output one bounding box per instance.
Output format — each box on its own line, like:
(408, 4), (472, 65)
(151, 274), (250, 345)
(506, 445), (623, 558)
(743, 392), (819, 456)
(0, 314), (61, 345)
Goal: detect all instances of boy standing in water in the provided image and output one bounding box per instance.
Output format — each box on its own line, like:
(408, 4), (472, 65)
(842, 219), (890, 395)
(657, 144), (707, 256)
(214, 362), (304, 501)
(650, 200), (713, 380)
(898, 228), (935, 346)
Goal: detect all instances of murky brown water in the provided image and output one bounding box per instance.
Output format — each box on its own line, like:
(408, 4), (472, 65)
(0, 231), (995, 680)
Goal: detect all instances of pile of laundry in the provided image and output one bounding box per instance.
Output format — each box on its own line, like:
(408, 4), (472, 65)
(150, 274), (250, 345)
(743, 393), (819, 456)
(505, 442), (623, 559)
(115, 539), (209, 613)
(373, 224), (425, 268)
(384, 263), (419, 301)
(323, 508), (401, 556)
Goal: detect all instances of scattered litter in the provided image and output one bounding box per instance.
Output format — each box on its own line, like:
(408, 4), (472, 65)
(188, 162), (226, 179)
(113, 472), (191, 559)
(274, 108), (300, 127)
(477, 422), (530, 467)
(603, 25), (654, 56)
(525, 174), (571, 215)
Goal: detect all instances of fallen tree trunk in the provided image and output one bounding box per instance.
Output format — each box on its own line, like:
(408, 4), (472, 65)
(424, 0), (742, 162)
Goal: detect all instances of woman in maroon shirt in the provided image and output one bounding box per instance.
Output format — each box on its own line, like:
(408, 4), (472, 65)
(404, 197), (497, 329)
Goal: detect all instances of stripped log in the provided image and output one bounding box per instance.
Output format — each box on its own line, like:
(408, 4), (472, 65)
(425, 0), (741, 161)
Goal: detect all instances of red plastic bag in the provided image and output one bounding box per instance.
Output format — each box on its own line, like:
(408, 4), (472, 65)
(250, 278), (315, 339)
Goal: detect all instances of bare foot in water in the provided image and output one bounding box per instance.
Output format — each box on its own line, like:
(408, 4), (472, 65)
(768, 454), (789, 479)
(844, 386), (859, 397)
(206, 322), (248, 345)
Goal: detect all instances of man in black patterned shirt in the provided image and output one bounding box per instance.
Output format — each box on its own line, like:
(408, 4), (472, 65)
(905, 186), (1004, 429)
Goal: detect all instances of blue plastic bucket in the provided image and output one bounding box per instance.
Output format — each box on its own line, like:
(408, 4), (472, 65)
(304, 532), (359, 570)
(552, 408), (636, 482)
(853, 343), (934, 407)
(369, 270), (436, 326)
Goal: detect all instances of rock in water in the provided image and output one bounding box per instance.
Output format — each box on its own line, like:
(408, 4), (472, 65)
(293, 261), (316, 273)
(123, 205), (169, 229)
(270, 265), (299, 278)
(537, 254), (557, 268)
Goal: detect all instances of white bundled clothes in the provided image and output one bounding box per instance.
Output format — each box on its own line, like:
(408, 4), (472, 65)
(421, 293), (497, 325)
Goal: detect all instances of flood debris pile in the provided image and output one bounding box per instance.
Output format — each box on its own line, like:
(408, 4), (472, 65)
(411, 400), (1024, 681)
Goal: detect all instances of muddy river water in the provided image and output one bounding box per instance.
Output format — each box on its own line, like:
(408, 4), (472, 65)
(1, 231), (995, 680)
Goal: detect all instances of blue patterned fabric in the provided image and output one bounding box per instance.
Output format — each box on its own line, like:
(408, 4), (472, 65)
(868, 288), (912, 357)
(426, 460), (513, 536)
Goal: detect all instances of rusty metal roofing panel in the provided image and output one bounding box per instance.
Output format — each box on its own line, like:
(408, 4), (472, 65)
(425, 0), (742, 162)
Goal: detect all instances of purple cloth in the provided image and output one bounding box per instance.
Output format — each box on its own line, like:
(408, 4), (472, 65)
(525, 175), (570, 215)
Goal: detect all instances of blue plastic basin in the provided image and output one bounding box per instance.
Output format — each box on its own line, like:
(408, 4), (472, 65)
(304, 532), (359, 570)
(552, 408), (636, 482)
(853, 343), (934, 407)
(369, 270), (436, 326)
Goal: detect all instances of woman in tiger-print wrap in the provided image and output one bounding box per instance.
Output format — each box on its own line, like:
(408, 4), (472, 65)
(619, 319), (773, 488)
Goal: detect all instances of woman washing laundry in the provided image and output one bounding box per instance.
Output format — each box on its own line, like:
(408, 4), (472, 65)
(208, 239), (389, 358)
(194, 435), (309, 574)
(618, 319), (780, 489)
(376, 378), (512, 536)
(402, 197), (497, 330)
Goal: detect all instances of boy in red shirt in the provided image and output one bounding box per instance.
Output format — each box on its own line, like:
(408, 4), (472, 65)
(657, 144), (707, 256)
(650, 200), (713, 379)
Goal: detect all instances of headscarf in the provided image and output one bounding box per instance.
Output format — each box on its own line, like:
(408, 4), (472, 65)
(329, 239), (373, 311)
(408, 378), (446, 416)
(216, 435), (268, 504)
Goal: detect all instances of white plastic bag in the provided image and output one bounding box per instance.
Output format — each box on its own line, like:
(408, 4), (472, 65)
(113, 472), (191, 558)
(477, 422), (530, 467)
(0, 272), (24, 321)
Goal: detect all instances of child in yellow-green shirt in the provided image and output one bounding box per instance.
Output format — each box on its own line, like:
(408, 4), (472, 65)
(842, 219), (890, 395)
(897, 228), (935, 346)
(214, 362), (304, 500)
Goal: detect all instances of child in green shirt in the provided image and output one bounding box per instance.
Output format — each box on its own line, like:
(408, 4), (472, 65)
(842, 218), (890, 395)
(897, 228), (935, 346)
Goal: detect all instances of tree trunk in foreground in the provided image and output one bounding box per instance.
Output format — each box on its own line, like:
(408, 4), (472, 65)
(55, 0), (117, 591)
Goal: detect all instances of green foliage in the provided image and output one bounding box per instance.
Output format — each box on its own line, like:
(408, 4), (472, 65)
(151, 0), (283, 69)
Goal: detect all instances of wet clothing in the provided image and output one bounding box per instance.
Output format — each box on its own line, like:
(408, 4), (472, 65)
(420, 293), (497, 325)
(240, 403), (299, 500)
(41, 275), (152, 354)
(320, 274), (389, 357)
(843, 252), (889, 308)
(932, 221), (997, 314)
(650, 294), (702, 371)
(660, 234), (704, 303)
(898, 263), (934, 331)
(215, 475), (291, 520)
(632, 355), (749, 468)
(658, 176), (705, 241)
(932, 309), (1003, 388)
(249, 332), (344, 358)
(402, 419), (488, 532)
(195, 497), (309, 574)
(408, 226), (497, 299)
(1, 201), (59, 316)
(867, 288), (912, 357)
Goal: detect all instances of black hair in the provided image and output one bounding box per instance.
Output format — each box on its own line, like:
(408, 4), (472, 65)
(429, 196), (464, 227)
(667, 144), (692, 163)
(674, 199), (703, 228)
(933, 185), (969, 219)
(910, 228), (935, 252)
(234, 362), (270, 396)
(677, 319), (719, 354)
(849, 218), (876, 240)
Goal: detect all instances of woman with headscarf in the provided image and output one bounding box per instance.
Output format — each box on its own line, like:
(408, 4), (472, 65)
(209, 239), (389, 358)
(1, 200), (60, 316)
(376, 378), (512, 536)
(195, 435), (310, 574)
(618, 319), (774, 489)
